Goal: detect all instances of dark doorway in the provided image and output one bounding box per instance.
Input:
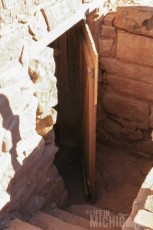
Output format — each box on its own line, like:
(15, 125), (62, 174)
(49, 21), (98, 203)
(49, 23), (85, 204)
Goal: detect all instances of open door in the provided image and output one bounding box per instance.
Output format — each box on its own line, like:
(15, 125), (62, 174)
(79, 20), (98, 200)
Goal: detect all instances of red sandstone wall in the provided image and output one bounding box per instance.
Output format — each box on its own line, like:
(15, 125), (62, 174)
(98, 7), (153, 156)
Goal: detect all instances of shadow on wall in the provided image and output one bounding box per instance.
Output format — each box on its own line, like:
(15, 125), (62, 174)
(0, 93), (65, 229)
(0, 94), (21, 228)
(0, 94), (21, 170)
(0, 95), (43, 228)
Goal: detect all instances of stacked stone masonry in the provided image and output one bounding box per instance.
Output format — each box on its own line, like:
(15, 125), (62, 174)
(99, 7), (153, 156)
(122, 167), (153, 229)
(0, 0), (88, 228)
(98, 6), (153, 230)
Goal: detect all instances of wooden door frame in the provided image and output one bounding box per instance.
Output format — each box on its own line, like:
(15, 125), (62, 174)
(79, 20), (98, 200)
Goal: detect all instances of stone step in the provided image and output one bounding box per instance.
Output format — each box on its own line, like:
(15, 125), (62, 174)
(47, 207), (116, 230)
(66, 204), (121, 230)
(4, 219), (42, 230)
(29, 211), (88, 230)
(66, 204), (106, 220)
(135, 209), (153, 229)
(46, 208), (90, 229)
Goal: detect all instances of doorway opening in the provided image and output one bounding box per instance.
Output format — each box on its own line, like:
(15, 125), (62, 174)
(51, 23), (84, 204)
(49, 20), (98, 204)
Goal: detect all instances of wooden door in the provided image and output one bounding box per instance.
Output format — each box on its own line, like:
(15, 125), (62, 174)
(79, 21), (98, 200)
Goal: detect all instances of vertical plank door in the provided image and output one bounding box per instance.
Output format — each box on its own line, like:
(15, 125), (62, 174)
(79, 20), (98, 200)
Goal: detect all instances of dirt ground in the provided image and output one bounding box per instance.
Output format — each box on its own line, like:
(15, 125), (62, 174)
(54, 142), (152, 216)
(95, 143), (151, 215)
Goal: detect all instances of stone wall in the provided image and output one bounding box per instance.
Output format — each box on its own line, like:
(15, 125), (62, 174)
(0, 0), (86, 228)
(0, 0), (82, 29)
(98, 6), (153, 156)
(123, 166), (153, 230)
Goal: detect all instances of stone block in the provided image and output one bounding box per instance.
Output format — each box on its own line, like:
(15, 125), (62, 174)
(101, 25), (116, 38)
(0, 31), (23, 67)
(99, 38), (114, 57)
(28, 11), (48, 41)
(121, 127), (143, 141)
(35, 80), (57, 115)
(103, 90), (149, 124)
(16, 134), (45, 166)
(132, 140), (153, 157)
(106, 73), (153, 102)
(134, 210), (153, 228)
(112, 116), (149, 130)
(2, 130), (12, 153)
(103, 118), (121, 139)
(41, 1), (72, 30)
(28, 47), (57, 116)
(143, 167), (153, 188)
(0, 25), (33, 67)
(103, 12), (116, 26)
(19, 97), (38, 138)
(0, 64), (35, 117)
(116, 31), (153, 67)
(144, 195), (153, 212)
(103, 91), (149, 126)
(0, 62), (29, 88)
(101, 57), (153, 85)
(36, 108), (57, 138)
(13, 160), (57, 208)
(114, 7), (153, 38)
(0, 85), (34, 114)
(11, 145), (58, 206)
(103, 117), (143, 141)
(28, 47), (56, 82)
(4, 219), (42, 230)
(37, 144), (58, 170)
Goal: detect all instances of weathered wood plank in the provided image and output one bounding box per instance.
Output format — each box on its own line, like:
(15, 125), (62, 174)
(79, 20), (98, 200)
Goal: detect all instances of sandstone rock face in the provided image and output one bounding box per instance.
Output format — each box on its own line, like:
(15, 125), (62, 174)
(0, 57), (66, 227)
(28, 11), (48, 41)
(114, 7), (153, 38)
(99, 6), (153, 155)
(29, 47), (57, 143)
(41, 0), (82, 30)
(99, 8), (153, 229)
(116, 31), (153, 67)
(41, 1), (71, 30)
(99, 38), (114, 57)
(101, 25), (116, 38)
(0, 0), (71, 28)
(103, 12), (116, 26)
(103, 91), (149, 124)
(106, 73), (153, 101)
(0, 0), (71, 225)
(101, 57), (153, 85)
